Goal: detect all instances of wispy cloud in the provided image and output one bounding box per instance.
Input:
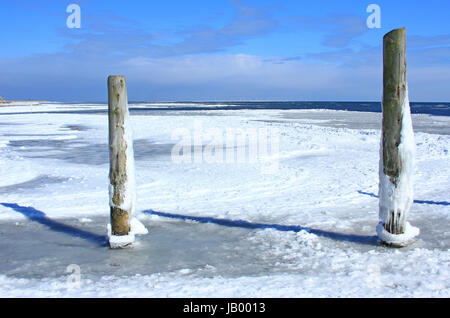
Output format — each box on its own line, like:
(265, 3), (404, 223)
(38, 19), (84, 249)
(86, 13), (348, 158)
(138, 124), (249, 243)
(306, 46), (381, 68)
(409, 46), (450, 66)
(2, 42), (449, 102)
(279, 33), (450, 68)
(407, 34), (450, 66)
(59, 14), (156, 57)
(57, 0), (277, 58)
(292, 14), (368, 48)
(0, 51), (385, 102)
(222, 0), (277, 37)
(408, 34), (450, 48)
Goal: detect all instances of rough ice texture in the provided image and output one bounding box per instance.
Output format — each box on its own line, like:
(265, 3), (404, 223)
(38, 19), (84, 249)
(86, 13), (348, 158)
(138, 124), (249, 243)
(107, 224), (135, 248)
(379, 88), (419, 243)
(376, 222), (420, 246)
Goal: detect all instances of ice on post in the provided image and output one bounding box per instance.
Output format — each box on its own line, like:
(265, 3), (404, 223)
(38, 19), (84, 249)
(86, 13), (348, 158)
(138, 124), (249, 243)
(378, 27), (419, 247)
(107, 75), (148, 248)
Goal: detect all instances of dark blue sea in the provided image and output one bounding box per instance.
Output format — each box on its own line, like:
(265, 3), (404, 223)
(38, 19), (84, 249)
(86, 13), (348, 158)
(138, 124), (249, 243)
(126, 101), (450, 117)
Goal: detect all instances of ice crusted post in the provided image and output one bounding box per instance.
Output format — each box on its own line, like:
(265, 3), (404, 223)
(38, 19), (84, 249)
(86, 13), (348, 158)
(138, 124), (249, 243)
(107, 75), (148, 249)
(378, 27), (419, 247)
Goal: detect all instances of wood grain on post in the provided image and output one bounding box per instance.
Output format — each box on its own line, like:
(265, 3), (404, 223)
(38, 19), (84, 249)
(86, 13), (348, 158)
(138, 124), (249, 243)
(382, 27), (407, 187)
(108, 75), (131, 236)
(381, 27), (408, 234)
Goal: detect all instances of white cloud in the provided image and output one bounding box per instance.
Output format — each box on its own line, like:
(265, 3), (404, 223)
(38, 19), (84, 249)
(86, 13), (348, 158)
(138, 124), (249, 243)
(118, 54), (381, 101)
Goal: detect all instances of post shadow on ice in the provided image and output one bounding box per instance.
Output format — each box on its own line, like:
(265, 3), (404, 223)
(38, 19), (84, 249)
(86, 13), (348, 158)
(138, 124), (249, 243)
(143, 210), (379, 246)
(6, 196), (447, 249)
(0, 203), (108, 246)
(357, 190), (450, 206)
(2, 202), (379, 247)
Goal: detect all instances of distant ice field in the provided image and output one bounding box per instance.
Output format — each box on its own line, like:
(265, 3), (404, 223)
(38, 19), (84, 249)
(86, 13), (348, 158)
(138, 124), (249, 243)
(33, 101), (450, 116)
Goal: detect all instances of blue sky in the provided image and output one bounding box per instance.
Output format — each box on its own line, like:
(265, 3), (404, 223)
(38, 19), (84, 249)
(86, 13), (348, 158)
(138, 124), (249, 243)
(1, 0), (449, 101)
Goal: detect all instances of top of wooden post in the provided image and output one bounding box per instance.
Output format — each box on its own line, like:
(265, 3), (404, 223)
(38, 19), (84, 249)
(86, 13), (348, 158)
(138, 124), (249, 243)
(108, 75), (127, 89)
(108, 75), (126, 80)
(383, 27), (406, 41)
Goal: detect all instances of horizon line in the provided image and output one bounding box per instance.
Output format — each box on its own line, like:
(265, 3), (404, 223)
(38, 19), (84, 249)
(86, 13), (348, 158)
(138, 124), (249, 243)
(3, 99), (449, 104)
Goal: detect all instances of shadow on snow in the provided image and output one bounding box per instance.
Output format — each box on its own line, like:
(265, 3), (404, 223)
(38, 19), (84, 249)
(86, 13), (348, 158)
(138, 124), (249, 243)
(142, 210), (379, 246)
(0, 202), (108, 247)
(1, 203), (381, 247)
(358, 191), (450, 206)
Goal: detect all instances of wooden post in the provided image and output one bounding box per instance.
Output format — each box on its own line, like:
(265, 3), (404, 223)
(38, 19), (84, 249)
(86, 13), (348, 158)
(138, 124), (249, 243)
(378, 27), (419, 246)
(382, 27), (407, 191)
(108, 75), (136, 248)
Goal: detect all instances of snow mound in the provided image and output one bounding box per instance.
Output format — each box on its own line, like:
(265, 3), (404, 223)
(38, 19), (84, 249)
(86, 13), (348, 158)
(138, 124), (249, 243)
(376, 222), (420, 247)
(107, 217), (148, 248)
(247, 228), (323, 266)
(130, 217), (149, 235)
(107, 224), (135, 249)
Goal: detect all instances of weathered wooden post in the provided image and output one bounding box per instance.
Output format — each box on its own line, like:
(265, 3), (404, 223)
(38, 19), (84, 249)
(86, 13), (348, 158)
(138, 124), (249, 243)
(107, 75), (138, 248)
(377, 27), (419, 247)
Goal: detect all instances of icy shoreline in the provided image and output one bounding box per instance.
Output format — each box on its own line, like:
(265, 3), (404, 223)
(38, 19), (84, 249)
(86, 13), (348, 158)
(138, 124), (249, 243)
(0, 103), (448, 297)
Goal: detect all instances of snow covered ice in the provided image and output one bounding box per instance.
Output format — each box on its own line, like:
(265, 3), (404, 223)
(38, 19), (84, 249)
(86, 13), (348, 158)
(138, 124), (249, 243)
(0, 102), (449, 297)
